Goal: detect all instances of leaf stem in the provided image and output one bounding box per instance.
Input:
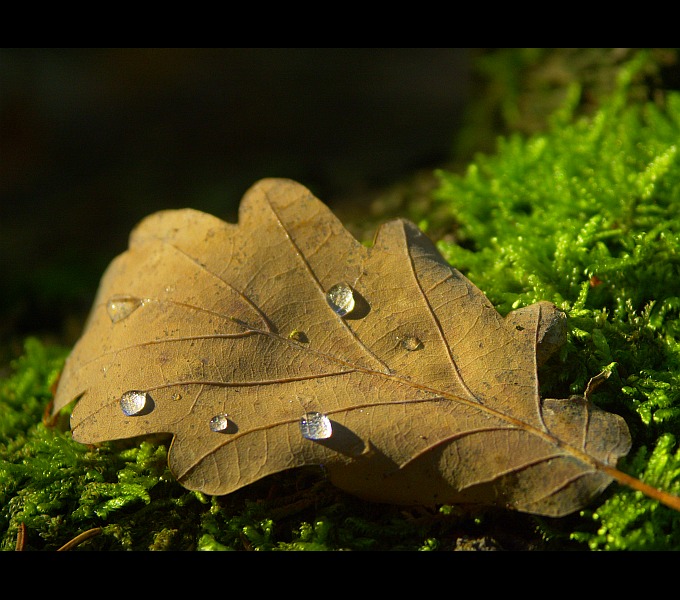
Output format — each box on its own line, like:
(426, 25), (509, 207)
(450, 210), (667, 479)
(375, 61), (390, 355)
(599, 464), (680, 512)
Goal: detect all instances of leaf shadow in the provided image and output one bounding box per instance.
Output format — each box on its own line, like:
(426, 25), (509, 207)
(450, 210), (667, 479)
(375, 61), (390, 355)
(345, 289), (371, 320)
(315, 421), (367, 457)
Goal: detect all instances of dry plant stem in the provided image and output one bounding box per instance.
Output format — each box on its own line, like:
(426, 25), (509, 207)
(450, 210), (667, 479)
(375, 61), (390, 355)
(15, 522), (26, 551)
(599, 466), (680, 511)
(57, 527), (103, 551)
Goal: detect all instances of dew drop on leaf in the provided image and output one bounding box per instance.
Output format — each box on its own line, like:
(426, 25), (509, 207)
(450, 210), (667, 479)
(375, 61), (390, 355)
(209, 413), (230, 432)
(120, 390), (151, 416)
(326, 283), (355, 317)
(299, 411), (333, 440)
(106, 295), (143, 323)
(400, 335), (424, 351)
(288, 329), (309, 343)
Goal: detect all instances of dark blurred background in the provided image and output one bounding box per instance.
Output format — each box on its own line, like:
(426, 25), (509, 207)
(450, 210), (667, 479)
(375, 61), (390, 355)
(0, 48), (472, 352)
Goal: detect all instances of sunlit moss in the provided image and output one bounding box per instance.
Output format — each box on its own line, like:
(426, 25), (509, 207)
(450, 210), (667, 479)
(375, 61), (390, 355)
(571, 434), (680, 550)
(434, 50), (680, 548)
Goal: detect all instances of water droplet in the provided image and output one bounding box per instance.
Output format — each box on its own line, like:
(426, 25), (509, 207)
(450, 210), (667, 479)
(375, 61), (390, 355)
(288, 329), (309, 343)
(171, 392), (182, 401)
(400, 335), (424, 351)
(326, 283), (355, 317)
(120, 390), (151, 416)
(299, 411), (333, 440)
(107, 295), (143, 323)
(209, 413), (230, 432)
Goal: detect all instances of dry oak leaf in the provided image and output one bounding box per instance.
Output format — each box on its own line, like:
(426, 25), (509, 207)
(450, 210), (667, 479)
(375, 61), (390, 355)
(54, 178), (636, 517)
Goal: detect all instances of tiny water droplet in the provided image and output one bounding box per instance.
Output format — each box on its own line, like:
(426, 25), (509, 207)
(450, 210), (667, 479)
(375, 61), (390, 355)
(288, 329), (309, 343)
(172, 392), (182, 401)
(120, 390), (150, 416)
(326, 283), (355, 317)
(107, 295), (143, 323)
(299, 411), (333, 440)
(209, 413), (230, 433)
(400, 335), (424, 351)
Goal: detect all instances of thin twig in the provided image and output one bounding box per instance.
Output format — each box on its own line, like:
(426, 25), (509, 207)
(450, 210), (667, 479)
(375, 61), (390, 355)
(57, 527), (103, 551)
(15, 522), (26, 551)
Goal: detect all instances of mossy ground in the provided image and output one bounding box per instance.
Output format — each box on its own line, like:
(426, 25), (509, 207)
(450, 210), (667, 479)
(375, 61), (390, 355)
(3, 49), (680, 550)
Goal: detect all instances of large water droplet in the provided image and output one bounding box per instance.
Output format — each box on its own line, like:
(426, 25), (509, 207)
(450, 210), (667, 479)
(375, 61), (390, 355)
(107, 295), (143, 323)
(326, 283), (355, 317)
(120, 390), (151, 416)
(209, 413), (230, 433)
(299, 411), (333, 440)
(400, 335), (424, 351)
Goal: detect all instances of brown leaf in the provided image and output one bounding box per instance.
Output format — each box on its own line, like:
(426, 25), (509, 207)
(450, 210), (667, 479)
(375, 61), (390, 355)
(53, 178), (633, 517)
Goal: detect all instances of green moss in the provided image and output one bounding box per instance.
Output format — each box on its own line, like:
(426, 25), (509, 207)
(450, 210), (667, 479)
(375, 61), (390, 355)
(571, 433), (680, 550)
(433, 49), (680, 549)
